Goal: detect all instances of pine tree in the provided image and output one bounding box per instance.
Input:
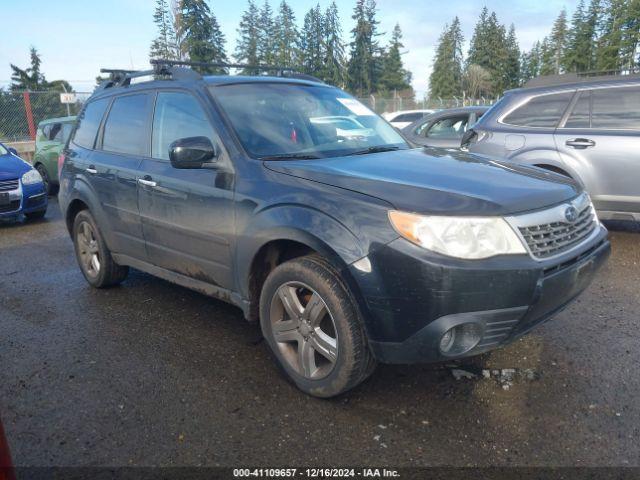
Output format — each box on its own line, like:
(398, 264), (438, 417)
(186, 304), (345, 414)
(299, 5), (324, 76)
(429, 18), (464, 98)
(321, 2), (346, 86)
(257, 1), (276, 66)
(564, 0), (600, 72)
(539, 37), (556, 75)
(520, 41), (542, 83)
(620, 0), (640, 70)
(467, 9), (509, 95)
(503, 24), (521, 88)
(235, 0), (261, 74)
(378, 24), (412, 93)
(150, 0), (179, 60)
(273, 1), (299, 68)
(549, 9), (568, 73)
(181, 0), (228, 74)
(10, 47), (45, 91)
(347, 0), (381, 95)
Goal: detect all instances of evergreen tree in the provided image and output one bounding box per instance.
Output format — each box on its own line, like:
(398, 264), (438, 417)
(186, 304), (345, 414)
(520, 41), (542, 83)
(549, 9), (568, 73)
(10, 47), (45, 91)
(539, 37), (556, 75)
(321, 2), (346, 86)
(299, 5), (324, 76)
(564, 0), (600, 72)
(378, 24), (412, 93)
(503, 24), (521, 88)
(347, 0), (381, 95)
(620, 0), (640, 70)
(257, 1), (276, 65)
(467, 9), (509, 95)
(150, 0), (179, 60)
(429, 18), (464, 98)
(235, 0), (261, 74)
(273, 1), (299, 68)
(181, 0), (228, 74)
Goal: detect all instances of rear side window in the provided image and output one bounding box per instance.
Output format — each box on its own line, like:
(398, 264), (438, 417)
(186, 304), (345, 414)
(591, 87), (640, 129)
(73, 98), (109, 149)
(565, 91), (591, 128)
(502, 91), (574, 128)
(102, 94), (150, 156)
(151, 91), (215, 160)
(425, 115), (469, 138)
(393, 113), (423, 123)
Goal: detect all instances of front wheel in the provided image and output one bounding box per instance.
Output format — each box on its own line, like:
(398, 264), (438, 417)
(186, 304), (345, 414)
(72, 210), (129, 288)
(260, 255), (376, 398)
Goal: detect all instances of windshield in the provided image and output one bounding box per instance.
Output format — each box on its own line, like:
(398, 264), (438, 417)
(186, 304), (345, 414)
(211, 83), (408, 159)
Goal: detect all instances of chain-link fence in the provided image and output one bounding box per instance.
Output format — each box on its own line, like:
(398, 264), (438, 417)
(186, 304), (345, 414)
(0, 91), (92, 143)
(356, 95), (497, 114)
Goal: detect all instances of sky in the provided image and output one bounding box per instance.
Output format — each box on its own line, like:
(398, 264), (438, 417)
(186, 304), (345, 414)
(0, 0), (578, 97)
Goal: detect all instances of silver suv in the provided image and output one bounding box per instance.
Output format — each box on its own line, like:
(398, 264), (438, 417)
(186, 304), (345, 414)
(464, 74), (640, 222)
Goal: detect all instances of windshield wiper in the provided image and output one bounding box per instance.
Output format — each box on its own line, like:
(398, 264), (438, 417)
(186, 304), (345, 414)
(346, 145), (402, 156)
(259, 153), (323, 161)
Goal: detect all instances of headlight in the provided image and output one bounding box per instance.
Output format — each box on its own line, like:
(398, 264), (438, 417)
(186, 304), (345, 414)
(21, 169), (43, 185)
(388, 211), (526, 259)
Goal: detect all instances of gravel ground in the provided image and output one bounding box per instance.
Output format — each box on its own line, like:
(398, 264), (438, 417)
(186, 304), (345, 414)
(1, 199), (639, 467)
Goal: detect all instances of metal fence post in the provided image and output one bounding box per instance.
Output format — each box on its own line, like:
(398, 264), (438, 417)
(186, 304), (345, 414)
(22, 92), (36, 140)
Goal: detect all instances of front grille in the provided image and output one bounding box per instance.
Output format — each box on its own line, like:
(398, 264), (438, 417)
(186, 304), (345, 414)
(518, 203), (596, 259)
(0, 178), (19, 192)
(0, 200), (20, 213)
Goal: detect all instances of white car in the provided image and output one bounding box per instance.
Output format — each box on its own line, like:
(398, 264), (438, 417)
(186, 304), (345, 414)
(382, 109), (437, 129)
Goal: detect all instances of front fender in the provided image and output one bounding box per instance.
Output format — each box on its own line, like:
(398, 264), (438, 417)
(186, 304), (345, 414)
(235, 204), (366, 299)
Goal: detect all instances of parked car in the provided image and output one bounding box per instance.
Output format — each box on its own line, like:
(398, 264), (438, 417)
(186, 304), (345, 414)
(33, 116), (76, 194)
(382, 109), (436, 129)
(402, 106), (489, 149)
(463, 73), (640, 222)
(0, 142), (48, 221)
(59, 62), (610, 397)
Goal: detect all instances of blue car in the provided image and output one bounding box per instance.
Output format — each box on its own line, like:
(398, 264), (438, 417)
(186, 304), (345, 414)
(0, 142), (48, 220)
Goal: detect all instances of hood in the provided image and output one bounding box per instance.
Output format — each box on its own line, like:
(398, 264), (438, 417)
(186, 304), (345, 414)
(265, 148), (580, 216)
(0, 152), (32, 182)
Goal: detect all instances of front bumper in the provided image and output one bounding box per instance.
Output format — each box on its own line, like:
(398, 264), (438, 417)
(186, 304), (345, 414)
(350, 226), (610, 364)
(0, 181), (47, 218)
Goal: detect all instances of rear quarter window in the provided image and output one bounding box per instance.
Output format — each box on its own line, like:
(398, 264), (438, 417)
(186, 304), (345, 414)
(591, 86), (640, 129)
(502, 91), (574, 128)
(73, 98), (110, 149)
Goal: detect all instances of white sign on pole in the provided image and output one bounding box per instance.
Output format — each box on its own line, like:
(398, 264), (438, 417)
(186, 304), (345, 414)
(60, 93), (77, 104)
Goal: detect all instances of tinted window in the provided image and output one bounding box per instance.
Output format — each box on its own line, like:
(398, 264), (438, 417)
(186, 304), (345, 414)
(73, 98), (109, 149)
(49, 123), (63, 141)
(591, 87), (640, 129)
(102, 94), (150, 156)
(152, 92), (215, 160)
(61, 123), (74, 143)
(503, 91), (574, 127)
(564, 91), (591, 128)
(425, 115), (469, 138)
(394, 112), (423, 123)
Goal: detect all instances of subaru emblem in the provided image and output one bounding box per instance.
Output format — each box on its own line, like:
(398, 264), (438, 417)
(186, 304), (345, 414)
(565, 206), (578, 223)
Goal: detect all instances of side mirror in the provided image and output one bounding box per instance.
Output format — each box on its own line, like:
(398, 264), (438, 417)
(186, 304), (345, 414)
(169, 136), (218, 169)
(8, 147), (18, 156)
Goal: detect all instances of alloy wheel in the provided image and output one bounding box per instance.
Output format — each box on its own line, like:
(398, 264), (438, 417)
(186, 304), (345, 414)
(269, 281), (338, 380)
(77, 221), (101, 277)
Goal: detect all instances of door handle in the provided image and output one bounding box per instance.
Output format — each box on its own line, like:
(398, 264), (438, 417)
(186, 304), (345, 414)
(138, 176), (157, 187)
(565, 138), (595, 149)
(86, 165), (97, 174)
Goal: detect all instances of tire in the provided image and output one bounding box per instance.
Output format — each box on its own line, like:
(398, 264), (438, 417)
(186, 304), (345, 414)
(260, 255), (376, 398)
(35, 164), (56, 196)
(25, 209), (47, 220)
(72, 209), (129, 288)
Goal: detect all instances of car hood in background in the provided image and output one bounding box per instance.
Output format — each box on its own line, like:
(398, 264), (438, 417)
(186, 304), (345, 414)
(0, 153), (32, 181)
(265, 148), (580, 216)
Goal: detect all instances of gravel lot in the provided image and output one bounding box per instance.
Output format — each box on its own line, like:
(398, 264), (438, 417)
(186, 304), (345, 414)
(1, 198), (639, 467)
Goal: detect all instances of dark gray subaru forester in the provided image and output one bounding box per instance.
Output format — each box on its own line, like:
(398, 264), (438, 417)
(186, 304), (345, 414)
(59, 62), (610, 397)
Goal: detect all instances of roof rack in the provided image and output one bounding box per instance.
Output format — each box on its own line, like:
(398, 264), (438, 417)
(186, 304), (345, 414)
(524, 68), (640, 88)
(150, 59), (324, 83)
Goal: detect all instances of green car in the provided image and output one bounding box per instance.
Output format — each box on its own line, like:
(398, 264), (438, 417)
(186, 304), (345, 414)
(33, 116), (76, 194)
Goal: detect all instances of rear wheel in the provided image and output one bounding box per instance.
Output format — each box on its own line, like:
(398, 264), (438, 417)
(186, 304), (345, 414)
(72, 210), (128, 288)
(260, 255), (376, 397)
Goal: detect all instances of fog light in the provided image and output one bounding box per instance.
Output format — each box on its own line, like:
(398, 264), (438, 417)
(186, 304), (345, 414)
(439, 323), (483, 356)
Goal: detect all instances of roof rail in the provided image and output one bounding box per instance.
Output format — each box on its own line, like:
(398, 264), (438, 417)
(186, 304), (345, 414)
(524, 68), (640, 88)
